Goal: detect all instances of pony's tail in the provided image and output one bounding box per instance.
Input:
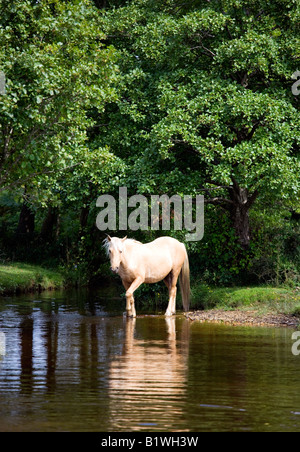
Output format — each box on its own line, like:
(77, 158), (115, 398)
(179, 247), (190, 312)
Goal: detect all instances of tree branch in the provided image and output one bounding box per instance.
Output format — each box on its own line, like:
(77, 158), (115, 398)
(0, 162), (81, 193)
(204, 178), (232, 189)
(205, 197), (234, 209)
(246, 189), (259, 209)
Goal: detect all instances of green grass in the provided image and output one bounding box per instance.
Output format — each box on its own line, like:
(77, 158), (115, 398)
(1, 263), (299, 319)
(0, 262), (64, 295)
(191, 283), (300, 316)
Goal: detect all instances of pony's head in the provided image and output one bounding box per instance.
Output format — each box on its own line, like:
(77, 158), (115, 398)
(103, 235), (127, 273)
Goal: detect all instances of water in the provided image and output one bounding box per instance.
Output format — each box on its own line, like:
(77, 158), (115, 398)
(0, 289), (300, 432)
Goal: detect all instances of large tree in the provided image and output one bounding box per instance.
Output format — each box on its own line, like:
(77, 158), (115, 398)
(0, 0), (118, 194)
(98, 0), (300, 247)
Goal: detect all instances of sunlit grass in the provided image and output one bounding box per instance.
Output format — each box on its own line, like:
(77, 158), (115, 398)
(191, 283), (300, 316)
(0, 263), (64, 294)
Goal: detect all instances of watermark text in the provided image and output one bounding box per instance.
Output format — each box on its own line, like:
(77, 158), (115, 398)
(0, 332), (6, 355)
(292, 331), (300, 356)
(292, 71), (300, 96)
(96, 187), (204, 242)
(0, 71), (6, 95)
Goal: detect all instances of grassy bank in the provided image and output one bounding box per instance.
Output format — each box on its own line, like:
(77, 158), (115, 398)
(1, 263), (300, 320)
(0, 262), (64, 295)
(191, 283), (300, 317)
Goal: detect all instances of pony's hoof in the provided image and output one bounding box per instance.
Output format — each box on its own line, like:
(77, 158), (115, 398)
(126, 312), (136, 318)
(165, 311), (173, 317)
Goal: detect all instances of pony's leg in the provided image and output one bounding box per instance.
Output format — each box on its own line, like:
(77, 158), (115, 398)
(165, 285), (177, 316)
(125, 276), (143, 318)
(165, 271), (180, 317)
(122, 281), (133, 317)
(164, 273), (173, 317)
(163, 273), (172, 292)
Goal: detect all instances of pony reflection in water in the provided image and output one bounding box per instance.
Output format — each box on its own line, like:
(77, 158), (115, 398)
(104, 236), (190, 317)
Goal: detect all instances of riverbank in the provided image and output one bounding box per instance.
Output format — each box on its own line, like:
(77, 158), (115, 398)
(0, 262), (64, 295)
(185, 309), (300, 327)
(1, 265), (300, 328)
(188, 284), (300, 327)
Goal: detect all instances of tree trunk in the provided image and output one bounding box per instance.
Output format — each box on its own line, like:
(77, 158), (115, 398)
(228, 179), (258, 249)
(40, 206), (58, 240)
(16, 202), (35, 235)
(204, 178), (259, 248)
(230, 201), (251, 248)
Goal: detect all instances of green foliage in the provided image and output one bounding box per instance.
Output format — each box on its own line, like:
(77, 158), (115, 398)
(187, 208), (247, 285)
(98, 0), (299, 203)
(0, 0), (119, 195)
(248, 208), (300, 286)
(0, 0), (299, 290)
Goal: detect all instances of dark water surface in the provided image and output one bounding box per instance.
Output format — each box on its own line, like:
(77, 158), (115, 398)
(0, 289), (300, 432)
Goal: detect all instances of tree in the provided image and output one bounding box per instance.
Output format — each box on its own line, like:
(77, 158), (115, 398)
(99, 0), (300, 247)
(0, 0), (118, 193)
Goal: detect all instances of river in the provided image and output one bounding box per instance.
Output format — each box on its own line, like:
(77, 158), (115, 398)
(0, 289), (299, 432)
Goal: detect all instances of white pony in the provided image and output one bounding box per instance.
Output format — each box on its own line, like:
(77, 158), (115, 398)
(104, 236), (190, 317)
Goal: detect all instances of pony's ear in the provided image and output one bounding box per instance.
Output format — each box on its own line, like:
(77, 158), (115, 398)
(106, 234), (112, 242)
(122, 236), (127, 242)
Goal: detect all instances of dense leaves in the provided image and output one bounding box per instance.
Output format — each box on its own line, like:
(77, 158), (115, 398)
(0, 0), (299, 285)
(97, 0), (299, 248)
(0, 0), (119, 197)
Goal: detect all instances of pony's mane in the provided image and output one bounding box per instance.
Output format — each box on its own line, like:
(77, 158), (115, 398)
(102, 238), (111, 256)
(102, 237), (142, 256)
